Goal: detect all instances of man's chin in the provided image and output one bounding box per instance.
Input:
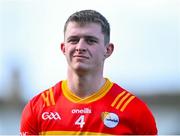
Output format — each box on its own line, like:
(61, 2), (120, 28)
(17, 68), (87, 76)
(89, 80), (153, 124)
(75, 67), (89, 72)
(73, 65), (91, 73)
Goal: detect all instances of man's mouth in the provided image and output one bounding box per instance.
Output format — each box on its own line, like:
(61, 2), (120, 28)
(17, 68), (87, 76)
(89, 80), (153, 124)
(73, 55), (89, 59)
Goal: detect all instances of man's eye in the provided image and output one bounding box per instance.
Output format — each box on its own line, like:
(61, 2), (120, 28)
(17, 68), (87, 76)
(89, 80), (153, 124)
(68, 39), (79, 44)
(86, 39), (97, 45)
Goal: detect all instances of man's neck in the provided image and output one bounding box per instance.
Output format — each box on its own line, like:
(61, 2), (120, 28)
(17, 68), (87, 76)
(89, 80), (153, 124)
(67, 71), (105, 98)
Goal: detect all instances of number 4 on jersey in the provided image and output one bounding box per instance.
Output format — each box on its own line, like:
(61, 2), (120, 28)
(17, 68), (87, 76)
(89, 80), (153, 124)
(75, 115), (85, 128)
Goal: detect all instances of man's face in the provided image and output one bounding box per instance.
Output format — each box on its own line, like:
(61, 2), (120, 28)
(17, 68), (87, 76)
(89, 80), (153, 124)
(61, 22), (109, 73)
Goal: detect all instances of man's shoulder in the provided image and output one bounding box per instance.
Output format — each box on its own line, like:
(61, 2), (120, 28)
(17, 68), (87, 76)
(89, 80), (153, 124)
(111, 83), (157, 134)
(28, 81), (63, 107)
(110, 82), (150, 112)
(110, 82), (156, 129)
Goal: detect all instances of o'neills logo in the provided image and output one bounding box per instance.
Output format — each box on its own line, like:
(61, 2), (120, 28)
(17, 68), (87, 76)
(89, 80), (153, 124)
(72, 108), (92, 114)
(101, 112), (119, 128)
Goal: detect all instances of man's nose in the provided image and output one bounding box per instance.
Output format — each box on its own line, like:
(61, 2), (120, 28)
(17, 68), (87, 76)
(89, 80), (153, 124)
(75, 39), (87, 52)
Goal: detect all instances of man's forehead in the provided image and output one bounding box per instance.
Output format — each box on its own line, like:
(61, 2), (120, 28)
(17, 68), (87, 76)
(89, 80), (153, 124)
(66, 22), (101, 31)
(65, 22), (103, 36)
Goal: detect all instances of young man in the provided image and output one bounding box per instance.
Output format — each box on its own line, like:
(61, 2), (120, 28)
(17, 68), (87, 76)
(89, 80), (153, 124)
(20, 10), (157, 135)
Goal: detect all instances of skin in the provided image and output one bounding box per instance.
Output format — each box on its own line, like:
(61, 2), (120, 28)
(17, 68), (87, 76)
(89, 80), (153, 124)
(61, 22), (114, 98)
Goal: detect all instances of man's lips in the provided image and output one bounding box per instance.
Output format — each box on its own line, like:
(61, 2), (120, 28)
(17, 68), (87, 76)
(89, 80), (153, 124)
(73, 55), (89, 59)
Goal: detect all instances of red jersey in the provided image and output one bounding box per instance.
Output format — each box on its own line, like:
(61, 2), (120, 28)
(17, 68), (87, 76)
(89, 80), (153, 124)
(20, 78), (157, 135)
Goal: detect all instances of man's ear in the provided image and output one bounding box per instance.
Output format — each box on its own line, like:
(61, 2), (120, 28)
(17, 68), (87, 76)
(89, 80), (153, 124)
(104, 43), (114, 58)
(60, 43), (66, 54)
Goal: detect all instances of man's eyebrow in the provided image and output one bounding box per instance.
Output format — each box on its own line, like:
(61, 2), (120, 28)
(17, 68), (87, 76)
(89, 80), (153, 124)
(84, 36), (99, 41)
(84, 35), (97, 39)
(67, 35), (98, 40)
(66, 36), (79, 41)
